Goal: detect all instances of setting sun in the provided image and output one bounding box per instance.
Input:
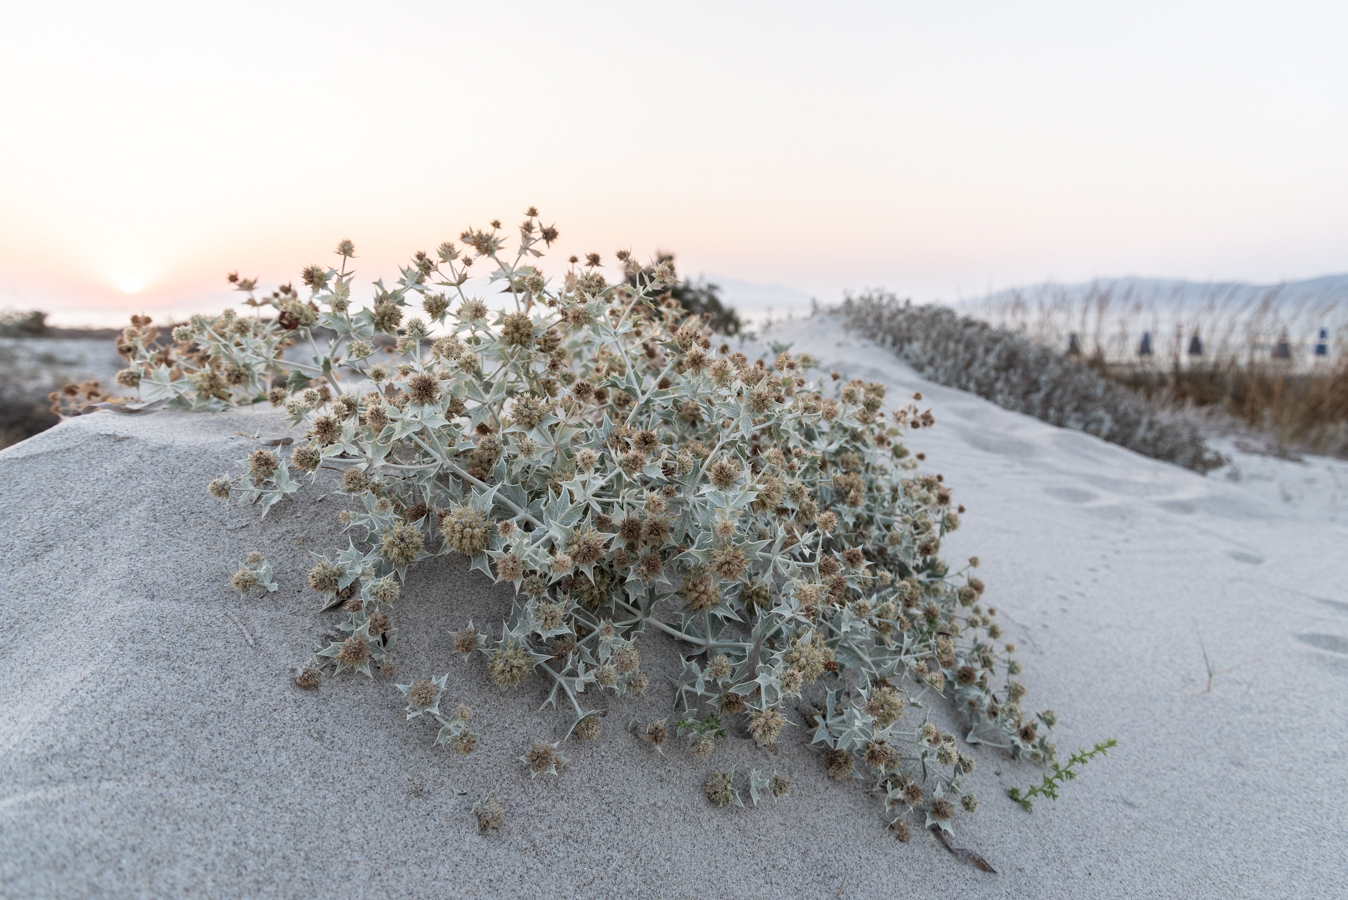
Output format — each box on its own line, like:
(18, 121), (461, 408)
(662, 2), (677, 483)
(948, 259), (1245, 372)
(119, 278), (142, 294)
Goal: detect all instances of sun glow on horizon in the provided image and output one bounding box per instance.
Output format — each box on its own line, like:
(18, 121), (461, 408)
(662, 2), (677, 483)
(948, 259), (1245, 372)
(2, 1), (1346, 325)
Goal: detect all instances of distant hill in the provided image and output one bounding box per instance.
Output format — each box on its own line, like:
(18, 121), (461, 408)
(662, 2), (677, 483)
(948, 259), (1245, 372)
(962, 274), (1348, 314)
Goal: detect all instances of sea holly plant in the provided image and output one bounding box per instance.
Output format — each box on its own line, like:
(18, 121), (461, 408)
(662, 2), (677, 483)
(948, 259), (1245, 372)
(113, 210), (1061, 837)
(230, 551), (278, 597)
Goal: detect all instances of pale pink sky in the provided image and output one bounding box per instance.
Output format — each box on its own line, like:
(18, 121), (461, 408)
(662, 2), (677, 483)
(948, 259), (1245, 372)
(2, 1), (1345, 325)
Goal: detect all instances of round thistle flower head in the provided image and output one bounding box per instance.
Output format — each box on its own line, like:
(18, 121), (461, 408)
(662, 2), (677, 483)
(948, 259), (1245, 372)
(339, 468), (369, 493)
(337, 634), (371, 668)
(574, 448), (599, 472)
(708, 458), (739, 489)
(536, 600), (565, 631)
(824, 747), (853, 780)
(307, 560), (342, 593)
(707, 655), (732, 681)
(364, 576), (398, 606)
(406, 678), (439, 709)
(406, 373), (439, 405)
(614, 645), (640, 674)
(690, 733), (716, 758)
(335, 239), (356, 258)
(381, 520), (424, 567)
(501, 312), (535, 348)
(937, 742), (958, 766)
(930, 797), (955, 821)
(452, 625), (479, 655)
(248, 449), (279, 481)
(568, 527), (607, 566)
(523, 741), (561, 776)
(294, 665), (321, 690)
(889, 819), (912, 842)
(290, 444), (322, 473)
(704, 771), (735, 806)
(718, 689), (747, 714)
(644, 719), (668, 748)
(208, 476), (232, 499)
(594, 663), (617, 688)
(574, 715), (601, 741)
(439, 505), (491, 556)
(230, 568), (258, 595)
(495, 553), (524, 583)
(367, 609), (391, 637)
(114, 367), (142, 389)
(459, 299), (489, 322)
(681, 574), (718, 612)
(747, 706), (786, 747)
(770, 774), (790, 798)
(489, 643), (532, 688)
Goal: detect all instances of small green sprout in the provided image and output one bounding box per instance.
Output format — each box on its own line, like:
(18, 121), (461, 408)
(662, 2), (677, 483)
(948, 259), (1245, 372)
(1007, 738), (1117, 811)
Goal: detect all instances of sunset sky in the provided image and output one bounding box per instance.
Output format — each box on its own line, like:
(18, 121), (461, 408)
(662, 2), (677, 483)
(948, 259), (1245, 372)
(2, 1), (1345, 326)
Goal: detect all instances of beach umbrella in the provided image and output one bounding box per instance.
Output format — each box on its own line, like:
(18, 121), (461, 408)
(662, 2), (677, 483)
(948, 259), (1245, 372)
(1274, 334), (1291, 360)
(1315, 328), (1328, 357)
(1139, 331), (1153, 356)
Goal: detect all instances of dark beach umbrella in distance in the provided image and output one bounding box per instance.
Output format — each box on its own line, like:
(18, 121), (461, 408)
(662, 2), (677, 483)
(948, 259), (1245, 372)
(1139, 330), (1153, 356)
(1187, 333), (1204, 357)
(1067, 332), (1082, 357)
(1315, 328), (1329, 357)
(1274, 333), (1291, 360)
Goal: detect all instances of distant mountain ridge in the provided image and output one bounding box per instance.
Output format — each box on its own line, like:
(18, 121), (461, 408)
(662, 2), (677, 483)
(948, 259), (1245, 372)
(962, 273), (1348, 312)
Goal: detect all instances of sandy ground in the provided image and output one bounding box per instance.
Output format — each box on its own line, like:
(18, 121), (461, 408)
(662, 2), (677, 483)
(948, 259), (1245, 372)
(2, 314), (1346, 899)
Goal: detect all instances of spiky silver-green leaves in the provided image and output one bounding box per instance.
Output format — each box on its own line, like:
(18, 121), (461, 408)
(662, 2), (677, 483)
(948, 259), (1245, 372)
(119, 214), (1056, 836)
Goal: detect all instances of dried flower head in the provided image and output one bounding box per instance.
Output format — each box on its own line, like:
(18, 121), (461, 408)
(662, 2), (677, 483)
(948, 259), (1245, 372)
(473, 796), (503, 833)
(574, 715), (602, 741)
(381, 519), (425, 567)
(248, 449), (279, 481)
(705, 771), (736, 807)
(489, 643), (532, 688)
(747, 707), (786, 747)
(440, 505), (492, 556)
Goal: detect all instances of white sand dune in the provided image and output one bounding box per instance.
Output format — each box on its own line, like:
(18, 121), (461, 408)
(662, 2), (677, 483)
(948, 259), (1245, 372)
(2, 314), (1345, 899)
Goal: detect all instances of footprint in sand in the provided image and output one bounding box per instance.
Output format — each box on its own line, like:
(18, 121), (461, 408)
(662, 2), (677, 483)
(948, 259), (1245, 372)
(1297, 633), (1348, 655)
(1044, 486), (1097, 505)
(1226, 550), (1264, 565)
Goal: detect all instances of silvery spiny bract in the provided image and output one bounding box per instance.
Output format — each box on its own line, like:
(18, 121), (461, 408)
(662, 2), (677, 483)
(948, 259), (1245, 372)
(115, 211), (1056, 836)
